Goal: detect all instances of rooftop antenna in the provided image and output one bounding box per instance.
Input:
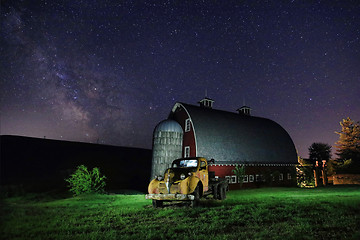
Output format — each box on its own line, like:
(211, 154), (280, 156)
(237, 96), (252, 116)
(199, 89), (214, 108)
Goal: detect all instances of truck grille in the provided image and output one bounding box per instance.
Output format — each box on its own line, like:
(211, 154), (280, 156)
(159, 182), (166, 192)
(158, 182), (181, 194)
(170, 183), (180, 193)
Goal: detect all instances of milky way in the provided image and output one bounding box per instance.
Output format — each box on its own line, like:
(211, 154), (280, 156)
(1, 0), (360, 157)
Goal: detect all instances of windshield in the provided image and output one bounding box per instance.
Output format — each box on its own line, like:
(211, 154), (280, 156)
(172, 159), (198, 168)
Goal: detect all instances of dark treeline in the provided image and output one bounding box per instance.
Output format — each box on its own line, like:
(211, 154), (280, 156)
(0, 135), (152, 194)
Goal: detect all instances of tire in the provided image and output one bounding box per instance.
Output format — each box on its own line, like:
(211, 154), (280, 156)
(213, 185), (218, 200)
(190, 185), (200, 207)
(218, 185), (226, 200)
(152, 199), (163, 208)
(221, 185), (227, 200)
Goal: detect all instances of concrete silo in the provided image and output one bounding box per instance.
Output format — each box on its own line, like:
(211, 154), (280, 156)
(151, 119), (183, 179)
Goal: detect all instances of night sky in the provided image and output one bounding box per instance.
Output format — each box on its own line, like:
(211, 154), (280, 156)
(1, 0), (359, 158)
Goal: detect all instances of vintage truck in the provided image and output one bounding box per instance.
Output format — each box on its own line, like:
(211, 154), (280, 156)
(146, 157), (228, 207)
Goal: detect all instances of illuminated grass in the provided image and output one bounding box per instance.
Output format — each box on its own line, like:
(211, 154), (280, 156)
(1, 186), (360, 239)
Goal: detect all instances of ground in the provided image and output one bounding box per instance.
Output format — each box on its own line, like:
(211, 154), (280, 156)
(1, 186), (359, 239)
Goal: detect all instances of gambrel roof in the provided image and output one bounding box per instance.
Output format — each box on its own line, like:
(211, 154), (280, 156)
(170, 103), (298, 164)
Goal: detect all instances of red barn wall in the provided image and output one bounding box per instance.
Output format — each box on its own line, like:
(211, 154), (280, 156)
(172, 106), (197, 157)
(209, 164), (296, 189)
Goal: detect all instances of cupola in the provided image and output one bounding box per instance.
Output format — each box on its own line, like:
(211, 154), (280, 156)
(199, 97), (214, 109)
(237, 106), (252, 116)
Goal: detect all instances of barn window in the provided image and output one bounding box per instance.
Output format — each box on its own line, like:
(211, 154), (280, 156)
(185, 118), (191, 132)
(243, 175), (248, 183)
(279, 173), (283, 181)
(231, 175), (237, 184)
(249, 175), (254, 182)
(184, 146), (190, 157)
(225, 176), (231, 183)
(256, 174), (260, 182)
(287, 173), (292, 180)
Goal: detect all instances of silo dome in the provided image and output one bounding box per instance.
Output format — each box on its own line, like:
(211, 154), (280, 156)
(151, 120), (183, 179)
(154, 119), (183, 133)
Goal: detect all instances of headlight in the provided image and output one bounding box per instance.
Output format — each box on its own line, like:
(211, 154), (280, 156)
(157, 176), (163, 181)
(180, 173), (186, 180)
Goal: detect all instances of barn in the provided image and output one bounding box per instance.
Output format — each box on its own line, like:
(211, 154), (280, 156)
(151, 97), (298, 189)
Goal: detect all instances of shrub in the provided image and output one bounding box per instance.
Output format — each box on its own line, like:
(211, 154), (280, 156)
(232, 165), (245, 188)
(296, 165), (314, 187)
(65, 165), (106, 196)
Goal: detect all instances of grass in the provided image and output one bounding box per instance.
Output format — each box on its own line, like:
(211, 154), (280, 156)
(1, 186), (360, 240)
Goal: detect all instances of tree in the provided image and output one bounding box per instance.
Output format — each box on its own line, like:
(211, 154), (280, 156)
(334, 117), (360, 164)
(308, 142), (332, 164)
(297, 156), (314, 187)
(232, 165), (245, 188)
(65, 165), (106, 196)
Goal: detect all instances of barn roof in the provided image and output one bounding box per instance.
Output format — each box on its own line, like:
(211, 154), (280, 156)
(171, 103), (298, 164)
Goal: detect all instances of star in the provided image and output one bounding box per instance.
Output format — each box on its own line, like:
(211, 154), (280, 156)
(0, 0), (359, 158)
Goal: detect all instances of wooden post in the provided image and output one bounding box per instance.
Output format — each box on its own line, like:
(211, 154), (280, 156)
(314, 161), (319, 187)
(313, 170), (317, 187)
(322, 160), (327, 186)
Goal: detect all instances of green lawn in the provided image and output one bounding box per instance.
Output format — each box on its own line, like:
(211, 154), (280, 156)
(1, 186), (360, 240)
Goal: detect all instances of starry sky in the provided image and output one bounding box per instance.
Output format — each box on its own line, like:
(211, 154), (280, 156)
(1, 0), (359, 158)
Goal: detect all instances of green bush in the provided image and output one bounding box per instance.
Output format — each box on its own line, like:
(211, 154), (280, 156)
(65, 165), (106, 196)
(296, 165), (315, 187)
(232, 164), (246, 188)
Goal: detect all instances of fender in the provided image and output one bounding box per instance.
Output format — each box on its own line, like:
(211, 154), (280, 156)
(188, 175), (201, 194)
(148, 179), (160, 194)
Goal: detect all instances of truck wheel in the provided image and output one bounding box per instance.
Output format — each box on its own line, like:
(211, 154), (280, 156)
(213, 185), (218, 200)
(190, 185), (200, 207)
(218, 185), (226, 200)
(221, 185), (227, 200)
(152, 200), (163, 208)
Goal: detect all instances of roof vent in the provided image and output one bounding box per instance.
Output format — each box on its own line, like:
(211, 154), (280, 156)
(237, 106), (252, 116)
(199, 97), (214, 109)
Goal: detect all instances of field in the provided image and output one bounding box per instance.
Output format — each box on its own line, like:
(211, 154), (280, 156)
(1, 186), (360, 240)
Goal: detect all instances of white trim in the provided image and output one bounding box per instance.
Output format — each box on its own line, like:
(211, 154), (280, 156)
(172, 103), (198, 156)
(185, 118), (191, 132)
(225, 176), (231, 184)
(231, 175), (237, 184)
(249, 175), (254, 182)
(184, 146), (190, 158)
(243, 175), (248, 183)
(279, 173), (284, 181)
(208, 163), (297, 167)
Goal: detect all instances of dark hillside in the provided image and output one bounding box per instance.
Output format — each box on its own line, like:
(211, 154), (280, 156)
(0, 135), (152, 193)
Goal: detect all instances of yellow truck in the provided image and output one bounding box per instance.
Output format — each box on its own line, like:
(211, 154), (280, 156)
(146, 157), (228, 207)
